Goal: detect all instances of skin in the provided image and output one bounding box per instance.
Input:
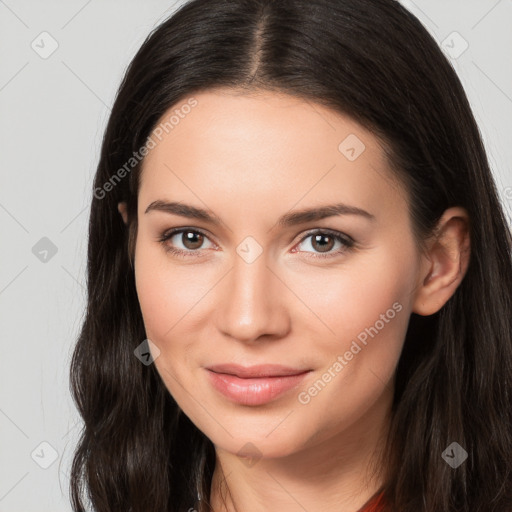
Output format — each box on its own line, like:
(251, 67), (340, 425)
(118, 88), (470, 512)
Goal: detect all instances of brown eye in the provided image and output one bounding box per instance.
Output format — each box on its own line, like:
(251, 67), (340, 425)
(181, 231), (204, 250)
(311, 234), (335, 253)
(159, 228), (215, 256)
(294, 230), (354, 259)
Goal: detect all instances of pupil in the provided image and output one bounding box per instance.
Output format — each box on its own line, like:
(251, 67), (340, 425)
(313, 234), (333, 253)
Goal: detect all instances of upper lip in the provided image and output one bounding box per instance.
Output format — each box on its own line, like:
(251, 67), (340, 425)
(206, 363), (311, 378)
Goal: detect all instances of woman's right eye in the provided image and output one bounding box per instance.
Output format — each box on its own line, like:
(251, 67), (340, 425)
(158, 228), (216, 257)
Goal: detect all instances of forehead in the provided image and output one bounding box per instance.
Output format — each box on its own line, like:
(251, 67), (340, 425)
(138, 89), (407, 225)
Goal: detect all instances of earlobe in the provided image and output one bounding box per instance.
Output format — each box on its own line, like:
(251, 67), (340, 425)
(412, 207), (471, 316)
(118, 201), (128, 225)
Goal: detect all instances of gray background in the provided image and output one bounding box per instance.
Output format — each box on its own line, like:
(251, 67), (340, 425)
(0, 1), (511, 510)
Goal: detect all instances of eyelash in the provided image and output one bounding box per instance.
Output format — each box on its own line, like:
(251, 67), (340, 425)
(157, 228), (355, 260)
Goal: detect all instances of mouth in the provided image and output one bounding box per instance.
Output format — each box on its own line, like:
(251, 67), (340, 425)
(206, 363), (311, 378)
(205, 364), (312, 406)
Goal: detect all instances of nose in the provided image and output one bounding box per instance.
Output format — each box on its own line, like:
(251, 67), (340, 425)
(215, 251), (291, 344)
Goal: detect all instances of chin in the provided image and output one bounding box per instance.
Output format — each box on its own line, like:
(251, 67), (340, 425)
(207, 424), (308, 460)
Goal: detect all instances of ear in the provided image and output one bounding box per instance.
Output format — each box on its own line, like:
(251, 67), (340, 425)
(412, 207), (471, 316)
(118, 201), (128, 225)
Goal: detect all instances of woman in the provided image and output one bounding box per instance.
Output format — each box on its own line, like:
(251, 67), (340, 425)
(69, 0), (512, 511)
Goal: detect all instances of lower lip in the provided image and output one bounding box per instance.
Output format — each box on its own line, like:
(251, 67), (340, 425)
(206, 369), (311, 406)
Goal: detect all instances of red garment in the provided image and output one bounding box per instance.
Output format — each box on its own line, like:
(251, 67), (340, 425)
(356, 489), (386, 512)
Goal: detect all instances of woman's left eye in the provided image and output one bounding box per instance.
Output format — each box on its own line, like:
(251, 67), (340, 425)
(158, 228), (355, 259)
(293, 230), (355, 259)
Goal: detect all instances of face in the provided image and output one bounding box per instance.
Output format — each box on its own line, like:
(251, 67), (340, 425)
(131, 89), (423, 459)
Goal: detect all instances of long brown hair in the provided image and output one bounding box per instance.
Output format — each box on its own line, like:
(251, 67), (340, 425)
(69, 0), (512, 510)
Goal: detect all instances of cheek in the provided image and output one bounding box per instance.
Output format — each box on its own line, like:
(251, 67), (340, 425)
(290, 257), (414, 441)
(133, 249), (204, 405)
(292, 247), (416, 348)
(289, 244), (416, 421)
(133, 239), (213, 342)
(134, 260), (173, 342)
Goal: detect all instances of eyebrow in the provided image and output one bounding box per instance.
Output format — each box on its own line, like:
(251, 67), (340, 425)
(144, 200), (375, 227)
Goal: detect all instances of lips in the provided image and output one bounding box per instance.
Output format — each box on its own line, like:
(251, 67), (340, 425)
(205, 363), (312, 406)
